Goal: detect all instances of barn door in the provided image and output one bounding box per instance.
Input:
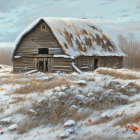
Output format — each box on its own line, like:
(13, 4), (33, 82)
(36, 58), (49, 72)
(94, 59), (98, 69)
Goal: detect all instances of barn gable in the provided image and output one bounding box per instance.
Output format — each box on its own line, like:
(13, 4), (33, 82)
(14, 20), (64, 57)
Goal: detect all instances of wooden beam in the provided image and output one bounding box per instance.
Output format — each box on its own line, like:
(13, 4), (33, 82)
(21, 54), (53, 58)
(44, 58), (46, 72)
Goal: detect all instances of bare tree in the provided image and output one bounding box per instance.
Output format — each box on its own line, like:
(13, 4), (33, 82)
(0, 44), (14, 66)
(118, 34), (140, 68)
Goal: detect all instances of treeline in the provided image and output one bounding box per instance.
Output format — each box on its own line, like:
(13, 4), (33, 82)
(0, 43), (14, 66)
(118, 34), (140, 68)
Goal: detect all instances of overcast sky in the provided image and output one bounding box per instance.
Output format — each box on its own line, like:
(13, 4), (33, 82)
(0, 0), (140, 43)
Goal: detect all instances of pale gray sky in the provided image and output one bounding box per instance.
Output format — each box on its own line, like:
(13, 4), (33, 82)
(0, 0), (140, 43)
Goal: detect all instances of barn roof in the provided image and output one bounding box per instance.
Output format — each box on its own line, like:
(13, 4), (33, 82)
(13, 17), (126, 58)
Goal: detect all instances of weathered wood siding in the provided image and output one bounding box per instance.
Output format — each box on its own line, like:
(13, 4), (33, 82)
(50, 58), (74, 73)
(98, 56), (123, 68)
(15, 20), (64, 56)
(74, 56), (123, 71)
(14, 20), (64, 72)
(13, 57), (34, 72)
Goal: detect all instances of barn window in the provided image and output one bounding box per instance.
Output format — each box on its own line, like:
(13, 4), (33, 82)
(38, 48), (49, 54)
(41, 25), (46, 30)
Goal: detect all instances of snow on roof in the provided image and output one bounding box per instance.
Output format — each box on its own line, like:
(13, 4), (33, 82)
(13, 17), (126, 58)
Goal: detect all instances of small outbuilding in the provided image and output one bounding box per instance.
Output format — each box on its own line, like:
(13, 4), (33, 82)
(12, 17), (125, 73)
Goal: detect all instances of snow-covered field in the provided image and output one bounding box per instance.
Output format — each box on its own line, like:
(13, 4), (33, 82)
(0, 65), (140, 140)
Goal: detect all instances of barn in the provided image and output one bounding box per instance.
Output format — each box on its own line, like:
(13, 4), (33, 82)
(12, 17), (125, 73)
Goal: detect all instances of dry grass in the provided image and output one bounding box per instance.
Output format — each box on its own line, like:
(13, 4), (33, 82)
(17, 117), (40, 134)
(75, 135), (134, 140)
(13, 106), (28, 115)
(93, 117), (113, 125)
(0, 107), (5, 113)
(70, 111), (92, 122)
(130, 98), (140, 104)
(96, 68), (140, 80)
(12, 78), (70, 94)
(2, 79), (29, 85)
(0, 74), (30, 86)
(129, 68), (140, 72)
(9, 97), (26, 104)
(113, 113), (140, 127)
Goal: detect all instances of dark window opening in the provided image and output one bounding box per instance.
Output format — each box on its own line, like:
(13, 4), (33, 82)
(38, 48), (49, 54)
(94, 59), (98, 69)
(41, 25), (46, 30)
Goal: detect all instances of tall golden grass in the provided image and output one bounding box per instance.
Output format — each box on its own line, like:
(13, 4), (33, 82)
(96, 68), (140, 80)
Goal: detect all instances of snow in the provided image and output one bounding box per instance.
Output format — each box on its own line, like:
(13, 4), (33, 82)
(72, 62), (82, 73)
(70, 105), (78, 110)
(57, 92), (67, 98)
(53, 55), (75, 59)
(77, 80), (87, 85)
(1, 65), (140, 139)
(0, 65), (12, 75)
(59, 128), (74, 138)
(13, 17), (126, 59)
(36, 76), (53, 81)
(28, 109), (37, 116)
(14, 56), (22, 58)
(75, 94), (85, 101)
(0, 117), (11, 125)
(24, 69), (37, 75)
(59, 130), (70, 138)
(64, 120), (75, 127)
(8, 124), (17, 131)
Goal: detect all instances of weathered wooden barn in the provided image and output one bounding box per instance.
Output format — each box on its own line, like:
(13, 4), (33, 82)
(12, 17), (126, 73)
